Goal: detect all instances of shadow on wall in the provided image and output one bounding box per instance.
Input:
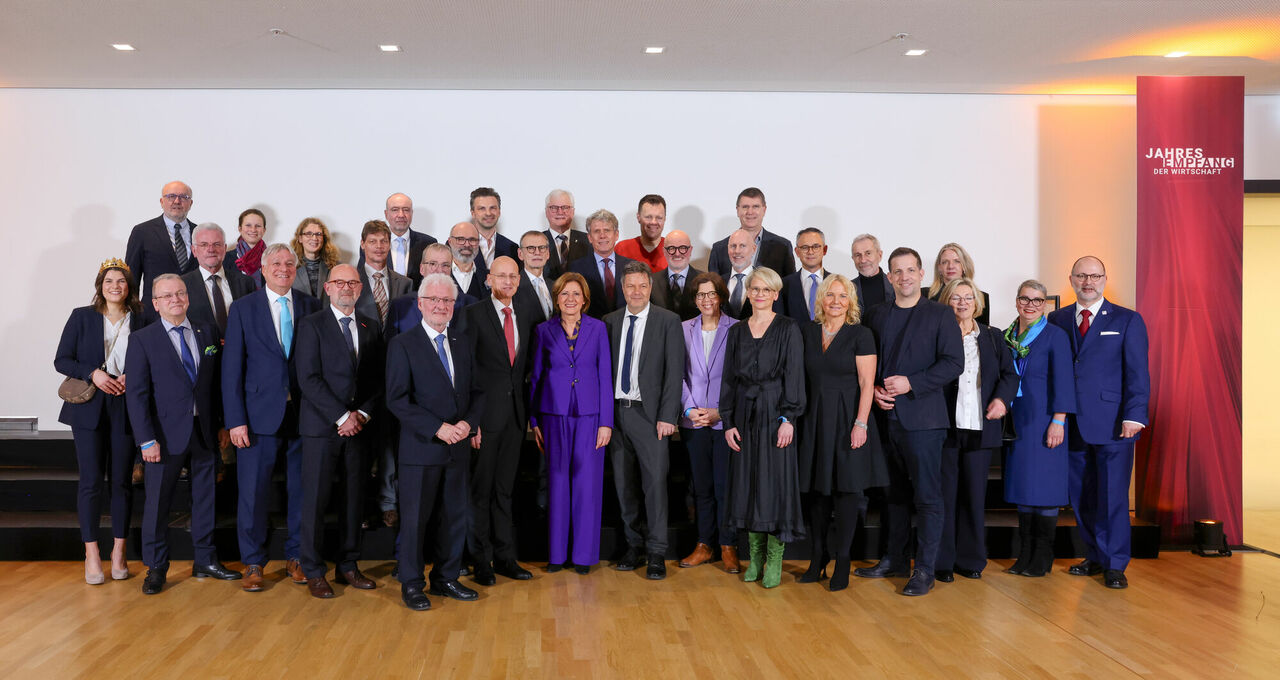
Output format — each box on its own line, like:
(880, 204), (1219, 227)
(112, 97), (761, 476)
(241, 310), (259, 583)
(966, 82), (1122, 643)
(1037, 103), (1137, 307)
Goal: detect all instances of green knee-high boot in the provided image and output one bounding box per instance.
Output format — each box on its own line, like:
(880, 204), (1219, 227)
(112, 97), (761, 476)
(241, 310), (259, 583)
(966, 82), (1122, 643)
(762, 534), (786, 588)
(742, 532), (767, 582)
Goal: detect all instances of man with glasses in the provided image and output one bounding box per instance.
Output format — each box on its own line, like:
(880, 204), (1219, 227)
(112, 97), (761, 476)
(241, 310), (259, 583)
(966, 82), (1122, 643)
(779, 228), (830, 323)
(708, 187), (796, 279)
(126, 181), (199, 308)
(388, 243), (478, 340)
(1048, 256), (1150, 590)
(470, 187), (519, 269)
(567, 209), (637, 318)
(359, 193), (437, 289)
(542, 189), (590, 281)
(181, 223), (255, 333)
(448, 221), (489, 301)
(650, 230), (702, 321)
(388, 274), (484, 611)
(615, 194), (670, 272)
(515, 231), (553, 323)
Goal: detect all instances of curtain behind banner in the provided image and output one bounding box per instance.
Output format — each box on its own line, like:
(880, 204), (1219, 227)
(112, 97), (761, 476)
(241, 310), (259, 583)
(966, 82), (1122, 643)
(1135, 75), (1243, 545)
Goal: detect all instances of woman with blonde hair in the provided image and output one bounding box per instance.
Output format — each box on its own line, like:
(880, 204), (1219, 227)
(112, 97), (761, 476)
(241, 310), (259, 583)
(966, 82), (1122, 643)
(291, 217), (340, 301)
(927, 243), (990, 325)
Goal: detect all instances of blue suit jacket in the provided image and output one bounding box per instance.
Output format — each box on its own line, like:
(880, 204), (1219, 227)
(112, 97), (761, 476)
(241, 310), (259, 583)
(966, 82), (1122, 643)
(55, 306), (145, 429)
(780, 269), (828, 322)
(680, 314), (736, 429)
(863, 298), (964, 431)
(385, 323), (483, 466)
(567, 252), (636, 318)
(528, 315), (614, 429)
(124, 318), (222, 454)
(221, 288), (320, 434)
(1048, 300), (1150, 445)
(385, 292), (475, 341)
(707, 229), (796, 279)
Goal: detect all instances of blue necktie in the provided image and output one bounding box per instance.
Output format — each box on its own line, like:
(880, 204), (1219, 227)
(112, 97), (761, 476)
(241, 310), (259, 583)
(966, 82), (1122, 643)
(435, 335), (453, 385)
(808, 273), (819, 320)
(278, 297), (293, 359)
(395, 237), (407, 274)
(171, 326), (197, 384)
(340, 317), (357, 364)
(621, 314), (637, 394)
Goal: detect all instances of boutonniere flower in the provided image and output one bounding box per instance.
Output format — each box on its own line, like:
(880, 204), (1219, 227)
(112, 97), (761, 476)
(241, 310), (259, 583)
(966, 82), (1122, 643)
(203, 345), (219, 357)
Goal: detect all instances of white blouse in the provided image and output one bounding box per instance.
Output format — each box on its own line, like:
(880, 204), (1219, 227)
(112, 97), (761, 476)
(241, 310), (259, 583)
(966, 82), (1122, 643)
(955, 328), (982, 431)
(701, 328), (717, 365)
(103, 312), (132, 377)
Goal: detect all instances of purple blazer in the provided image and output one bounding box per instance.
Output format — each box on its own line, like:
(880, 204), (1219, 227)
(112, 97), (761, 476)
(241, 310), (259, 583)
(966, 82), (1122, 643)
(529, 315), (614, 430)
(680, 314), (736, 430)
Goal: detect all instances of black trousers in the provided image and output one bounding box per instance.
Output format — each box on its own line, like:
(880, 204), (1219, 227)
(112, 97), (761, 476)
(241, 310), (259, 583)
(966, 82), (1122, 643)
(808, 491), (866, 561)
(72, 393), (133, 542)
(397, 454), (468, 588)
(883, 420), (946, 575)
(682, 426), (734, 547)
(142, 417), (217, 572)
(467, 410), (523, 564)
(300, 431), (369, 578)
(938, 431), (993, 573)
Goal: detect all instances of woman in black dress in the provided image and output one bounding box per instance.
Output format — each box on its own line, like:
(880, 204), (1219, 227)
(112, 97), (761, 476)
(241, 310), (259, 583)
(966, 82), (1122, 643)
(720, 267), (806, 589)
(797, 274), (887, 591)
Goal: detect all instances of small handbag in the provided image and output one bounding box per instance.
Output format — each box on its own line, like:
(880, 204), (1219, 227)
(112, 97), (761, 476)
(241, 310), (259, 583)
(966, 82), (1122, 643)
(1000, 413), (1018, 443)
(58, 376), (97, 404)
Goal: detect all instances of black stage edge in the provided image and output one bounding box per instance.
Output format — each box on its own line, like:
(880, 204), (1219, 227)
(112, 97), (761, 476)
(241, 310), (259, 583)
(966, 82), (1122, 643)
(0, 434), (1160, 562)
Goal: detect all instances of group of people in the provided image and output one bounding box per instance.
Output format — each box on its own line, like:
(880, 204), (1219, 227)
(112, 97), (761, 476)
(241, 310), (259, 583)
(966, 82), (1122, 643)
(55, 181), (1150, 611)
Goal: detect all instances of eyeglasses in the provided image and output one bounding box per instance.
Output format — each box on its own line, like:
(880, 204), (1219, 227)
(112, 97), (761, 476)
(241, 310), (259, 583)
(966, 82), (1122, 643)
(747, 286), (773, 295)
(451, 236), (480, 245)
(300, 231), (324, 239)
(162, 193), (192, 202)
(522, 244), (549, 253)
(154, 292), (188, 301)
(694, 292), (719, 300)
(193, 241), (224, 250)
(1072, 273), (1105, 282)
(547, 205), (573, 213)
(664, 245), (691, 256)
(1016, 296), (1047, 307)
(796, 244), (825, 253)
(419, 296), (456, 306)
(327, 280), (361, 289)
(949, 295), (976, 303)
(491, 273), (520, 281)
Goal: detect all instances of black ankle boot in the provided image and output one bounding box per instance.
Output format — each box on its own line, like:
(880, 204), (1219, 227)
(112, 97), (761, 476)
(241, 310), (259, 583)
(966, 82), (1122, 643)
(828, 559), (850, 591)
(1007, 512), (1034, 575)
(1022, 513), (1058, 577)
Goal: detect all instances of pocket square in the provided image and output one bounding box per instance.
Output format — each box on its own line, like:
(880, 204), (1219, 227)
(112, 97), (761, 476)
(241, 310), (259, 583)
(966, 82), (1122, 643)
(1100, 331), (1119, 336)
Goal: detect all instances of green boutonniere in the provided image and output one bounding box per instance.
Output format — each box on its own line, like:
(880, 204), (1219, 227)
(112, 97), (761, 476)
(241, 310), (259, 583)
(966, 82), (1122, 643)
(203, 345), (218, 357)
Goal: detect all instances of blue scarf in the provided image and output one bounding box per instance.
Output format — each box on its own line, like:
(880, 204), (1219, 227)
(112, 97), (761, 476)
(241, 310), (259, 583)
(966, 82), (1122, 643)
(1006, 316), (1047, 397)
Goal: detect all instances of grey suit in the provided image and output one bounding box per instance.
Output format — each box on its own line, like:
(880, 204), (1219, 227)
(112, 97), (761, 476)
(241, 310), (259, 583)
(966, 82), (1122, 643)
(603, 303), (685, 556)
(292, 258), (332, 303)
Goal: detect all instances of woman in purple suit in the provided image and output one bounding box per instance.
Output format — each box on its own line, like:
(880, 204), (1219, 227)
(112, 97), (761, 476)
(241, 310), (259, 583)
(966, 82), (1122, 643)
(529, 272), (613, 575)
(677, 272), (739, 574)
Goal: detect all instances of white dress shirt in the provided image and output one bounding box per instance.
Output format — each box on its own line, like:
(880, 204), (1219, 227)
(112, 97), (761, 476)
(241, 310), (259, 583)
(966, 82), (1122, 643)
(491, 297), (519, 354)
(452, 261), (475, 296)
(528, 271), (553, 317)
(480, 233), (497, 268)
(264, 287), (294, 350)
(422, 321), (455, 387)
(1076, 298), (1105, 328)
(200, 266), (233, 312)
(614, 303), (650, 400)
(332, 305), (370, 426)
(103, 312), (132, 377)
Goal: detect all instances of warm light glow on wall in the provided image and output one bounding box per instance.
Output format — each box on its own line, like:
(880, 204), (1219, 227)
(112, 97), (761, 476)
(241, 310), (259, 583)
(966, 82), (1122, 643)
(1087, 18), (1280, 60)
(1012, 78), (1137, 95)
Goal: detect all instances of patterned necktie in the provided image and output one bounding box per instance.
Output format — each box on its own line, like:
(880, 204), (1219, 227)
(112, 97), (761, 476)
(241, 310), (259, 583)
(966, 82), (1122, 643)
(602, 257), (614, 307)
(435, 334), (453, 385)
(557, 234), (568, 264)
(670, 272), (681, 299)
(730, 273), (745, 314)
(340, 316), (357, 364)
(536, 277), (552, 317)
(173, 223), (189, 270)
(171, 326), (197, 384)
(277, 297), (293, 359)
(209, 274), (227, 331)
(621, 315), (638, 394)
(808, 273), (819, 320)
(1079, 309), (1092, 337)
(372, 272), (389, 322)
(502, 307), (516, 365)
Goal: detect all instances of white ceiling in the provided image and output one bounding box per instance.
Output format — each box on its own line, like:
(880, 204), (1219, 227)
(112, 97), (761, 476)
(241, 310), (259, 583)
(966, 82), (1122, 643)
(2, 0), (1278, 93)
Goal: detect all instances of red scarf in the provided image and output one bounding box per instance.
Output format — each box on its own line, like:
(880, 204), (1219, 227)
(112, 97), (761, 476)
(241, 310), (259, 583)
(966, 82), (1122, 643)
(235, 238), (265, 277)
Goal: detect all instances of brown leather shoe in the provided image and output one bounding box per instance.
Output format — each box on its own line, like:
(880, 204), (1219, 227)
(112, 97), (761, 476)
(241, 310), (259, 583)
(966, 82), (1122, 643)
(335, 568), (376, 590)
(307, 576), (334, 599)
(131, 462), (144, 485)
(242, 565), (264, 592)
(721, 545), (741, 574)
(383, 509), (399, 527)
(285, 559), (307, 584)
(679, 543), (714, 568)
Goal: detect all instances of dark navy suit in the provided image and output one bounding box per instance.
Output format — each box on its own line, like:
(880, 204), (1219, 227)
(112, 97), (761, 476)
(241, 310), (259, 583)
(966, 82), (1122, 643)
(387, 323), (484, 589)
(707, 229), (796, 279)
(780, 269), (829, 323)
(1049, 300), (1150, 572)
(222, 288), (320, 566)
(125, 317), (223, 573)
(182, 266), (256, 332)
(125, 216), (198, 307)
(567, 252), (636, 318)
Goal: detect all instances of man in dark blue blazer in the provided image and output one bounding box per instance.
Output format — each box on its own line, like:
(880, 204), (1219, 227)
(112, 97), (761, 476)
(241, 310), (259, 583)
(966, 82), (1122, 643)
(387, 273), (485, 611)
(125, 273), (240, 594)
(387, 242), (476, 341)
(447, 221), (490, 301)
(855, 247), (964, 596)
(567, 209), (636, 318)
(222, 243), (321, 591)
(125, 181), (199, 307)
(182, 223), (256, 333)
(707, 187), (796, 279)
(1048, 256), (1150, 590)
(779, 227), (830, 323)
(294, 264), (385, 598)
(470, 187), (521, 270)
(358, 193), (437, 289)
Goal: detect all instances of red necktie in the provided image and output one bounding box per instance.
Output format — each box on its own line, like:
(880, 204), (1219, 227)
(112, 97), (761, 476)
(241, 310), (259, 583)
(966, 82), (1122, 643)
(602, 257), (614, 305)
(1078, 309), (1092, 337)
(502, 307), (516, 365)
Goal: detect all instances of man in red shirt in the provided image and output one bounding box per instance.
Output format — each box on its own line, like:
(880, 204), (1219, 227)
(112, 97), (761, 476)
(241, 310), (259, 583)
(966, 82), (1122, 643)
(614, 194), (668, 273)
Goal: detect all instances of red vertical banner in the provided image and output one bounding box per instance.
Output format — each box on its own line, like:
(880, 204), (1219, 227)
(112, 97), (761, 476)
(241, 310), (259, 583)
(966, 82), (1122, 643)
(1135, 76), (1243, 545)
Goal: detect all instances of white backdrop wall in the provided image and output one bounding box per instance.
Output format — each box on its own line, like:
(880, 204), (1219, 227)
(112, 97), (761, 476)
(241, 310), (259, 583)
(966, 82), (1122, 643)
(2, 89), (1276, 430)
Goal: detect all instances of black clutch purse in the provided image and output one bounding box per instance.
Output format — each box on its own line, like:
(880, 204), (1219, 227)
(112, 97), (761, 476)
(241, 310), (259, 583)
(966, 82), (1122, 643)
(1000, 413), (1017, 443)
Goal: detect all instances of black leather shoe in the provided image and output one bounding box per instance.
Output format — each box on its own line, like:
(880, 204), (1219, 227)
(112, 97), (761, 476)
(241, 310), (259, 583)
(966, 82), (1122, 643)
(615, 547), (646, 571)
(191, 562), (242, 580)
(646, 556), (667, 580)
(901, 570), (935, 596)
(935, 570), (955, 583)
(854, 560), (909, 579)
(546, 562), (564, 573)
(955, 567), (983, 580)
(1104, 570), (1128, 589)
(574, 564), (590, 575)
(1068, 559), (1104, 576)
(494, 560), (533, 581)
(473, 565), (497, 586)
(142, 569), (166, 595)
(401, 584), (431, 611)
(429, 579), (479, 601)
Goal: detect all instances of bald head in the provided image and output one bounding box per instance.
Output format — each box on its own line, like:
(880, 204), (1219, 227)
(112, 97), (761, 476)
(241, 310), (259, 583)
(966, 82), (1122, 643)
(665, 229), (692, 269)
(449, 221), (480, 265)
(384, 193), (413, 236)
(325, 263), (362, 313)
(727, 228), (756, 272)
(160, 181), (193, 222)
(488, 255), (521, 303)
(1069, 255), (1108, 306)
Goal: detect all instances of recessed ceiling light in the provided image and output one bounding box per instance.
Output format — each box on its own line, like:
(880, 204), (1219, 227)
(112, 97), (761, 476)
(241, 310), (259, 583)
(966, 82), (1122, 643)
(644, 46), (665, 55)
(112, 44), (135, 51)
(904, 49), (927, 57)
(1164, 51), (1189, 58)
(379, 44), (401, 52)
